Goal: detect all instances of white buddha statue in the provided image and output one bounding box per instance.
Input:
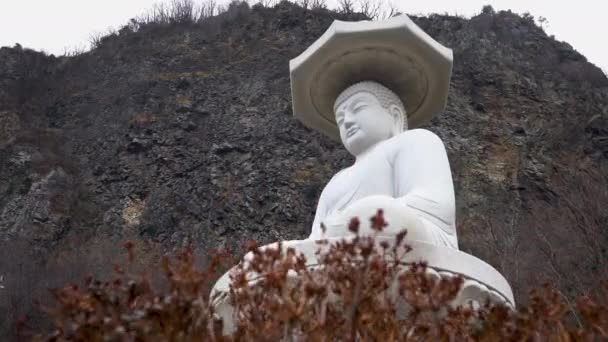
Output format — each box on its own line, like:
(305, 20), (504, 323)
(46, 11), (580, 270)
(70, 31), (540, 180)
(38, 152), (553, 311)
(309, 81), (458, 249)
(211, 19), (515, 323)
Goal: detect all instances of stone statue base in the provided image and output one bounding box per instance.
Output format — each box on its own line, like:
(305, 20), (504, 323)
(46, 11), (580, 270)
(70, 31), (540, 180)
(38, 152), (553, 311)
(211, 238), (514, 334)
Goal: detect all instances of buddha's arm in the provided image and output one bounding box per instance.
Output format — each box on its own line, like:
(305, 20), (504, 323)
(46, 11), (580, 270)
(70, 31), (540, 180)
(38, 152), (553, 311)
(309, 192), (327, 239)
(390, 129), (458, 247)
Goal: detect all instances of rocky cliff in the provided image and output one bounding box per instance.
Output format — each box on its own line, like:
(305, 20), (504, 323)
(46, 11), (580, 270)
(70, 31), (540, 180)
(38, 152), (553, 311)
(1, 1), (607, 333)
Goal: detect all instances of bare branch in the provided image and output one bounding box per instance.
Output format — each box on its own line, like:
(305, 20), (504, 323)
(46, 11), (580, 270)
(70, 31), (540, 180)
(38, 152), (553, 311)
(295, 0), (310, 9)
(309, 0), (327, 9)
(359, 0), (382, 20)
(257, 0), (280, 7)
(200, 0), (218, 19)
(337, 0), (356, 14)
(381, 1), (401, 19)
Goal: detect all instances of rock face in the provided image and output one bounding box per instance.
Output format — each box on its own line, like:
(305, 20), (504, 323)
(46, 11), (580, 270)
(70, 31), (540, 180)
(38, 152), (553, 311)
(1, 1), (607, 328)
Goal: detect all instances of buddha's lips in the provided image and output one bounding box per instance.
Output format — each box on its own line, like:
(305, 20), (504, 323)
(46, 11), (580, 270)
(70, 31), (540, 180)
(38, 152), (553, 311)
(346, 127), (359, 137)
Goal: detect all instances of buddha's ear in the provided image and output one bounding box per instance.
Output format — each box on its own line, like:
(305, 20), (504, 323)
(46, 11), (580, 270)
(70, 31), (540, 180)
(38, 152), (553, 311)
(389, 104), (405, 135)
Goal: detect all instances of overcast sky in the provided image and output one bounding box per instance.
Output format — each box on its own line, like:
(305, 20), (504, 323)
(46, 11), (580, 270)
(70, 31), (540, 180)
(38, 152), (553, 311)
(0, 0), (606, 72)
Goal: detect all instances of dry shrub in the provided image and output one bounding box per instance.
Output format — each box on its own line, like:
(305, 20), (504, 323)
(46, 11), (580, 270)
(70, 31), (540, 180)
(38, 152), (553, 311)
(230, 213), (466, 340)
(307, 0), (328, 10)
(29, 243), (232, 341)
(27, 211), (608, 340)
(135, 0), (230, 26)
(335, 0), (399, 19)
(200, 0), (222, 19)
(257, 0), (281, 7)
(357, 0), (382, 19)
(145, 0), (200, 24)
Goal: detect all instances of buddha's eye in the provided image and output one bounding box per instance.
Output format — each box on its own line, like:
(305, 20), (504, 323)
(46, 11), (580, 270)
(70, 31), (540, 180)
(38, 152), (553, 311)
(353, 103), (368, 112)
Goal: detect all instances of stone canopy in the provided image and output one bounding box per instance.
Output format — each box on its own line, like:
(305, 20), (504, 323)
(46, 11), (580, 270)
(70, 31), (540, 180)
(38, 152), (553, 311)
(289, 15), (453, 141)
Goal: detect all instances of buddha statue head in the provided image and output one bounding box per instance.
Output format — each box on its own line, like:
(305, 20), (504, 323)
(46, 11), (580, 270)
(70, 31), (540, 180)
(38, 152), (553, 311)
(334, 81), (407, 156)
(290, 15), (453, 149)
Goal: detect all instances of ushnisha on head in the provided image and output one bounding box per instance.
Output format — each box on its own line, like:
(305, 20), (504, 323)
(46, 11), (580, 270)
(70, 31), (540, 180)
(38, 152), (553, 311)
(334, 81), (407, 156)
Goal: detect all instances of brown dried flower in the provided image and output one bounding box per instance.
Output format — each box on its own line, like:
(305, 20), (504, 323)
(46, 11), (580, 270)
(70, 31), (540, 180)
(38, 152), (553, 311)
(30, 215), (608, 341)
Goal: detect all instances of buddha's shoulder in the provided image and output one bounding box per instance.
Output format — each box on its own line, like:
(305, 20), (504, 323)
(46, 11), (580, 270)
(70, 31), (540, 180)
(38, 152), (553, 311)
(383, 129), (445, 150)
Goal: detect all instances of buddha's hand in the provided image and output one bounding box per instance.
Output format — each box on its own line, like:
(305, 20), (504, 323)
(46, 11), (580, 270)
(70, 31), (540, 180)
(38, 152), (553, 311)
(321, 196), (422, 238)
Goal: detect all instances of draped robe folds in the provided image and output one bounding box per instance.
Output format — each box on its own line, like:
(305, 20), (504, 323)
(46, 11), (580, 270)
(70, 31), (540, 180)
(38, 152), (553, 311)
(309, 129), (458, 249)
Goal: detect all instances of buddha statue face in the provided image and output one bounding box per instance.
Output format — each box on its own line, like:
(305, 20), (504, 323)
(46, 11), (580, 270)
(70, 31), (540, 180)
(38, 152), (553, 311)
(334, 81), (407, 156)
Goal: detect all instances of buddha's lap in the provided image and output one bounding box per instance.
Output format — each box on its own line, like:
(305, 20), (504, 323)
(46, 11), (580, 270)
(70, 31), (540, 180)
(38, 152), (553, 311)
(322, 196), (437, 244)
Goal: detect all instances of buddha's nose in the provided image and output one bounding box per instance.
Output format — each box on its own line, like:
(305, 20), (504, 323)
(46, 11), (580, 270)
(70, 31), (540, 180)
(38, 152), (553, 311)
(344, 112), (356, 127)
(344, 120), (355, 130)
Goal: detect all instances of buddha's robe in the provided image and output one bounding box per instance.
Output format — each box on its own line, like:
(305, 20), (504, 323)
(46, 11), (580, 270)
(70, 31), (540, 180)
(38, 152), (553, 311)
(309, 129), (458, 249)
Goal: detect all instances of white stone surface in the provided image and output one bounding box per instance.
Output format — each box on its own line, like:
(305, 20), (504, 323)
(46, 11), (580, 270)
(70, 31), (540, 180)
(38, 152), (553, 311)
(213, 238), (515, 306)
(303, 80), (457, 248)
(308, 122), (459, 249)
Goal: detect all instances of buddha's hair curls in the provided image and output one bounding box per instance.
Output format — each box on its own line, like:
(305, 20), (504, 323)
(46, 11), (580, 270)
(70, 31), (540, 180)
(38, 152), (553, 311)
(334, 81), (408, 131)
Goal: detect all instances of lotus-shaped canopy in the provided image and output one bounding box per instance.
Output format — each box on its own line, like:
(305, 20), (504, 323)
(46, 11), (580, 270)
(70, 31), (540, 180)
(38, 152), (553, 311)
(289, 15), (453, 141)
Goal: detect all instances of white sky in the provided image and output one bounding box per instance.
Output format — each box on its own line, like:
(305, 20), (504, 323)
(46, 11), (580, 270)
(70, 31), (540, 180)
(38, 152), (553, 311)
(0, 0), (606, 73)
